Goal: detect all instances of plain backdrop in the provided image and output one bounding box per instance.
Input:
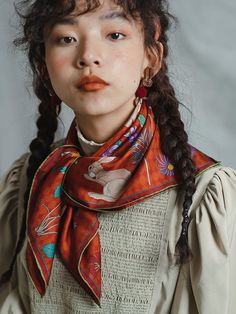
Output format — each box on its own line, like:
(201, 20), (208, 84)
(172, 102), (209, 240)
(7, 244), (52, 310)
(0, 0), (235, 176)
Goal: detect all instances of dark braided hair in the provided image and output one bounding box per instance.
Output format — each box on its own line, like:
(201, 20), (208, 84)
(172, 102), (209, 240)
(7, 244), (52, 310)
(0, 0), (196, 285)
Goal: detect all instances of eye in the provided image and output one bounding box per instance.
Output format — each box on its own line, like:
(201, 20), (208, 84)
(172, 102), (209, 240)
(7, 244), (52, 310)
(108, 32), (126, 41)
(57, 36), (77, 44)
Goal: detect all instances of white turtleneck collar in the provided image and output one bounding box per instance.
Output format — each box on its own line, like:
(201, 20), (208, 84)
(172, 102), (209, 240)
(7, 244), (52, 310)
(75, 121), (105, 156)
(75, 98), (142, 156)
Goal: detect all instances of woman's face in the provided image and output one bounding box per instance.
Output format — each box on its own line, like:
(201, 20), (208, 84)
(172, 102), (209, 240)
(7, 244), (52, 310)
(44, 0), (151, 118)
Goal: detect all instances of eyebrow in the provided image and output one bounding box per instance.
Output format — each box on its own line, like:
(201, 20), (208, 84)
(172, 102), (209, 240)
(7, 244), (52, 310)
(52, 10), (131, 27)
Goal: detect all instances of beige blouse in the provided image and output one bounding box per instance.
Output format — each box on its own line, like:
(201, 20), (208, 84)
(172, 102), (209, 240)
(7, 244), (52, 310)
(0, 147), (236, 314)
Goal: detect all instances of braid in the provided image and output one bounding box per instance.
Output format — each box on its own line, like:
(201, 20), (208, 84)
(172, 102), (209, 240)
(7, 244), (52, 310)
(2, 0), (196, 286)
(0, 84), (61, 285)
(148, 60), (196, 264)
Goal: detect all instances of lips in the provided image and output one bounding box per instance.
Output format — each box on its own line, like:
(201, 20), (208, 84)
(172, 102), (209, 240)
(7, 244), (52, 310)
(78, 75), (108, 91)
(81, 83), (108, 91)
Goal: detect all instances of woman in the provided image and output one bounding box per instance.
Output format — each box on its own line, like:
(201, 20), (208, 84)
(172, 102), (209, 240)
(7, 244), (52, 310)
(0, 0), (235, 313)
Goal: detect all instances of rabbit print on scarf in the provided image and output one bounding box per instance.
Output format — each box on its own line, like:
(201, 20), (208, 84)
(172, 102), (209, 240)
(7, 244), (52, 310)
(84, 156), (131, 202)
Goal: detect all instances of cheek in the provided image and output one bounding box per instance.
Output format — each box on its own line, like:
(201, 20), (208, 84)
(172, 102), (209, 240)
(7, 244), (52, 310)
(52, 58), (69, 69)
(112, 50), (143, 88)
(46, 52), (71, 81)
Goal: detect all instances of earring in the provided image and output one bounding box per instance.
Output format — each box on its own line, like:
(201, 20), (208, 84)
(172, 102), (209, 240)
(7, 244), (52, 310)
(142, 67), (153, 88)
(135, 85), (148, 100)
(134, 67), (154, 104)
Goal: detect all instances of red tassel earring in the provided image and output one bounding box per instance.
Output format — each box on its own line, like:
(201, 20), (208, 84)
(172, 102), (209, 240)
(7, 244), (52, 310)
(135, 85), (148, 99)
(135, 67), (153, 104)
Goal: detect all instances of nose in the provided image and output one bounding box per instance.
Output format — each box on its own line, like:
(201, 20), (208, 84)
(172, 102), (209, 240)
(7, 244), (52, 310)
(75, 38), (102, 69)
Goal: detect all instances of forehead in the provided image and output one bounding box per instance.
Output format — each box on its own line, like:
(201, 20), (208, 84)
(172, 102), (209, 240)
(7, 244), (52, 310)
(59, 0), (140, 25)
(74, 0), (123, 13)
(45, 0), (143, 36)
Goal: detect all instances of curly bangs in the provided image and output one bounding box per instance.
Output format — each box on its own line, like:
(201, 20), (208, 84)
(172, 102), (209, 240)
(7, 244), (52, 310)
(14, 0), (170, 72)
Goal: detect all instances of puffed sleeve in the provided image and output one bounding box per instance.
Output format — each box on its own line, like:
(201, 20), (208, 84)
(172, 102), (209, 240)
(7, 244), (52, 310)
(188, 167), (236, 314)
(0, 154), (29, 304)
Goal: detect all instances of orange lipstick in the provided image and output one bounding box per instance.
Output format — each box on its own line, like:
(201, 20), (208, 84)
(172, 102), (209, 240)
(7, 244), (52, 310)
(78, 75), (108, 91)
(80, 82), (108, 91)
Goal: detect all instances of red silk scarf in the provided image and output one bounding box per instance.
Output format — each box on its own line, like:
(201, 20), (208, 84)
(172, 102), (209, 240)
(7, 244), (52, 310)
(26, 101), (218, 306)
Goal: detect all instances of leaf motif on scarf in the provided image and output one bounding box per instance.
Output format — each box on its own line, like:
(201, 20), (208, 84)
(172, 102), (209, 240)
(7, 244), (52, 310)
(59, 166), (68, 173)
(129, 127), (152, 165)
(129, 127), (152, 185)
(54, 184), (62, 198)
(42, 243), (56, 258)
(138, 114), (146, 127)
(88, 254), (101, 276)
(35, 202), (62, 236)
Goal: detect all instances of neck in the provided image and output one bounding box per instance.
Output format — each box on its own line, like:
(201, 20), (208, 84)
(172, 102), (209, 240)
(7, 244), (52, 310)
(75, 97), (137, 143)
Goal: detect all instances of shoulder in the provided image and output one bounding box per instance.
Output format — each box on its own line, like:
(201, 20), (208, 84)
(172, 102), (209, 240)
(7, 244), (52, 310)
(200, 165), (236, 197)
(189, 164), (236, 254)
(0, 152), (29, 277)
(1, 139), (65, 178)
(187, 143), (236, 220)
(193, 164), (236, 212)
(0, 151), (30, 231)
(0, 152), (29, 198)
(0, 139), (65, 207)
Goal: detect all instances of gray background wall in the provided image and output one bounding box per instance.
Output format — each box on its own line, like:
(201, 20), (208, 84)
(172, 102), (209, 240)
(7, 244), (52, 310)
(0, 0), (235, 176)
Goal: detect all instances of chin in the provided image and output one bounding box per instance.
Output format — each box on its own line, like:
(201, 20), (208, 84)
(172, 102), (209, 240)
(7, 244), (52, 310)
(73, 107), (109, 118)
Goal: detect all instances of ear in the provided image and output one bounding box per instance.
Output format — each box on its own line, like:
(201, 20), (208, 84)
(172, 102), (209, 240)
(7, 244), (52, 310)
(143, 42), (164, 78)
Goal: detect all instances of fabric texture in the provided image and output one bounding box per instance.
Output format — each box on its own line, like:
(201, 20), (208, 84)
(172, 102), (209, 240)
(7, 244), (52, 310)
(0, 142), (236, 313)
(26, 101), (218, 307)
(28, 190), (171, 313)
